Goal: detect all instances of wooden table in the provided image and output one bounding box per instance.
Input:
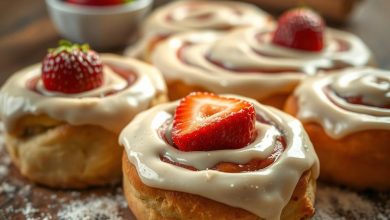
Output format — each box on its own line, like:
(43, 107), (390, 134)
(0, 1), (389, 219)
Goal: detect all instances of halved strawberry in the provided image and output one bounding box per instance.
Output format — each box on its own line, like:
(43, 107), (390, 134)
(172, 92), (256, 151)
(272, 8), (325, 52)
(41, 40), (103, 94)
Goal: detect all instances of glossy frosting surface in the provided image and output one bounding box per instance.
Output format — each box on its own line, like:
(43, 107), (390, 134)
(120, 95), (319, 220)
(0, 54), (166, 133)
(152, 27), (371, 99)
(126, 0), (273, 58)
(294, 67), (390, 138)
(143, 0), (272, 35)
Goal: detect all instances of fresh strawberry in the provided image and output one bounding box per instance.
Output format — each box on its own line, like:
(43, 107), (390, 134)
(66, 0), (132, 6)
(272, 8), (325, 51)
(41, 40), (103, 94)
(172, 92), (256, 151)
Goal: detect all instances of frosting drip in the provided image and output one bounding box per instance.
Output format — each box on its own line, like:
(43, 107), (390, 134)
(0, 54), (166, 133)
(120, 95), (319, 220)
(295, 67), (390, 138)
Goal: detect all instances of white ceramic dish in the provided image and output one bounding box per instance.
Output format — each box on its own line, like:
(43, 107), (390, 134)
(46, 0), (153, 49)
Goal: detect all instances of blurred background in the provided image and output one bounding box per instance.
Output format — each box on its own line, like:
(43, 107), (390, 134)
(0, 0), (389, 85)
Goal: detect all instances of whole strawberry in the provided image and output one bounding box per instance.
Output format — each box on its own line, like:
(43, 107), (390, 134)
(272, 8), (325, 52)
(41, 40), (104, 94)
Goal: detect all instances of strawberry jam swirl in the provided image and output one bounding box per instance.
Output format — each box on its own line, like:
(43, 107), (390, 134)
(294, 67), (390, 139)
(126, 0), (273, 58)
(0, 54), (166, 133)
(152, 27), (371, 100)
(119, 95), (319, 220)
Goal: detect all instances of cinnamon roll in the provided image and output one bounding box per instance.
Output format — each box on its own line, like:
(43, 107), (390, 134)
(0, 42), (167, 189)
(120, 92), (319, 220)
(126, 0), (273, 61)
(151, 8), (372, 109)
(284, 67), (390, 190)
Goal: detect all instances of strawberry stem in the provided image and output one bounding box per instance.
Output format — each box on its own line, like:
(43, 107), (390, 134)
(48, 40), (90, 54)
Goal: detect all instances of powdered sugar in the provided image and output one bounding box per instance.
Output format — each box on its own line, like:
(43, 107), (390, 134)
(57, 193), (127, 220)
(0, 181), (16, 194)
(0, 122), (133, 219)
(313, 183), (390, 220)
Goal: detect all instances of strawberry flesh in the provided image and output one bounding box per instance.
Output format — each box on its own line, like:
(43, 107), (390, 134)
(272, 8), (325, 52)
(41, 41), (103, 94)
(172, 93), (256, 151)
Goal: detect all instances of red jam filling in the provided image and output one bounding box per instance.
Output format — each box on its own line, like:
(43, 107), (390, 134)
(176, 31), (352, 75)
(326, 87), (390, 109)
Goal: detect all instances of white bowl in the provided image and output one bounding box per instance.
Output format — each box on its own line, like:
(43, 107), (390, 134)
(46, 0), (153, 49)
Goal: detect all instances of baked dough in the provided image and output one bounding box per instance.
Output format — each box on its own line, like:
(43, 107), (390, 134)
(6, 114), (121, 188)
(0, 54), (168, 189)
(122, 154), (316, 220)
(284, 97), (390, 191)
(119, 94), (319, 219)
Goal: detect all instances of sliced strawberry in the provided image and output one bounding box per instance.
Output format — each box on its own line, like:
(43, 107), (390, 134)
(272, 8), (325, 52)
(172, 92), (256, 151)
(41, 40), (103, 94)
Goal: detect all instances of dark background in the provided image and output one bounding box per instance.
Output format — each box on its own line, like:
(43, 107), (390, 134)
(0, 0), (389, 85)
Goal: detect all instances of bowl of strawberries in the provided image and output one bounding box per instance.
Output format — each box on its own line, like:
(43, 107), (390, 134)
(46, 0), (153, 49)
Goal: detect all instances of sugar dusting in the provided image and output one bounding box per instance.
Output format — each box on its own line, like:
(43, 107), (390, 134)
(57, 193), (127, 220)
(314, 183), (390, 220)
(0, 123), (131, 220)
(0, 122), (389, 219)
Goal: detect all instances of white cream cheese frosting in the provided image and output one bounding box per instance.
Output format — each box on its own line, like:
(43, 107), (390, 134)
(120, 95), (319, 220)
(0, 54), (166, 134)
(126, 0), (273, 58)
(151, 26), (371, 100)
(142, 0), (272, 35)
(294, 67), (390, 139)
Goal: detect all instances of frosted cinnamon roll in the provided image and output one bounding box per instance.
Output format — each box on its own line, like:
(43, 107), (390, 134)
(284, 67), (390, 190)
(120, 92), (319, 220)
(152, 8), (372, 109)
(126, 0), (273, 61)
(0, 42), (167, 189)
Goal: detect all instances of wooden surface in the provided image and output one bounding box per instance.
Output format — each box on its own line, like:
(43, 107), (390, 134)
(1, 0), (390, 85)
